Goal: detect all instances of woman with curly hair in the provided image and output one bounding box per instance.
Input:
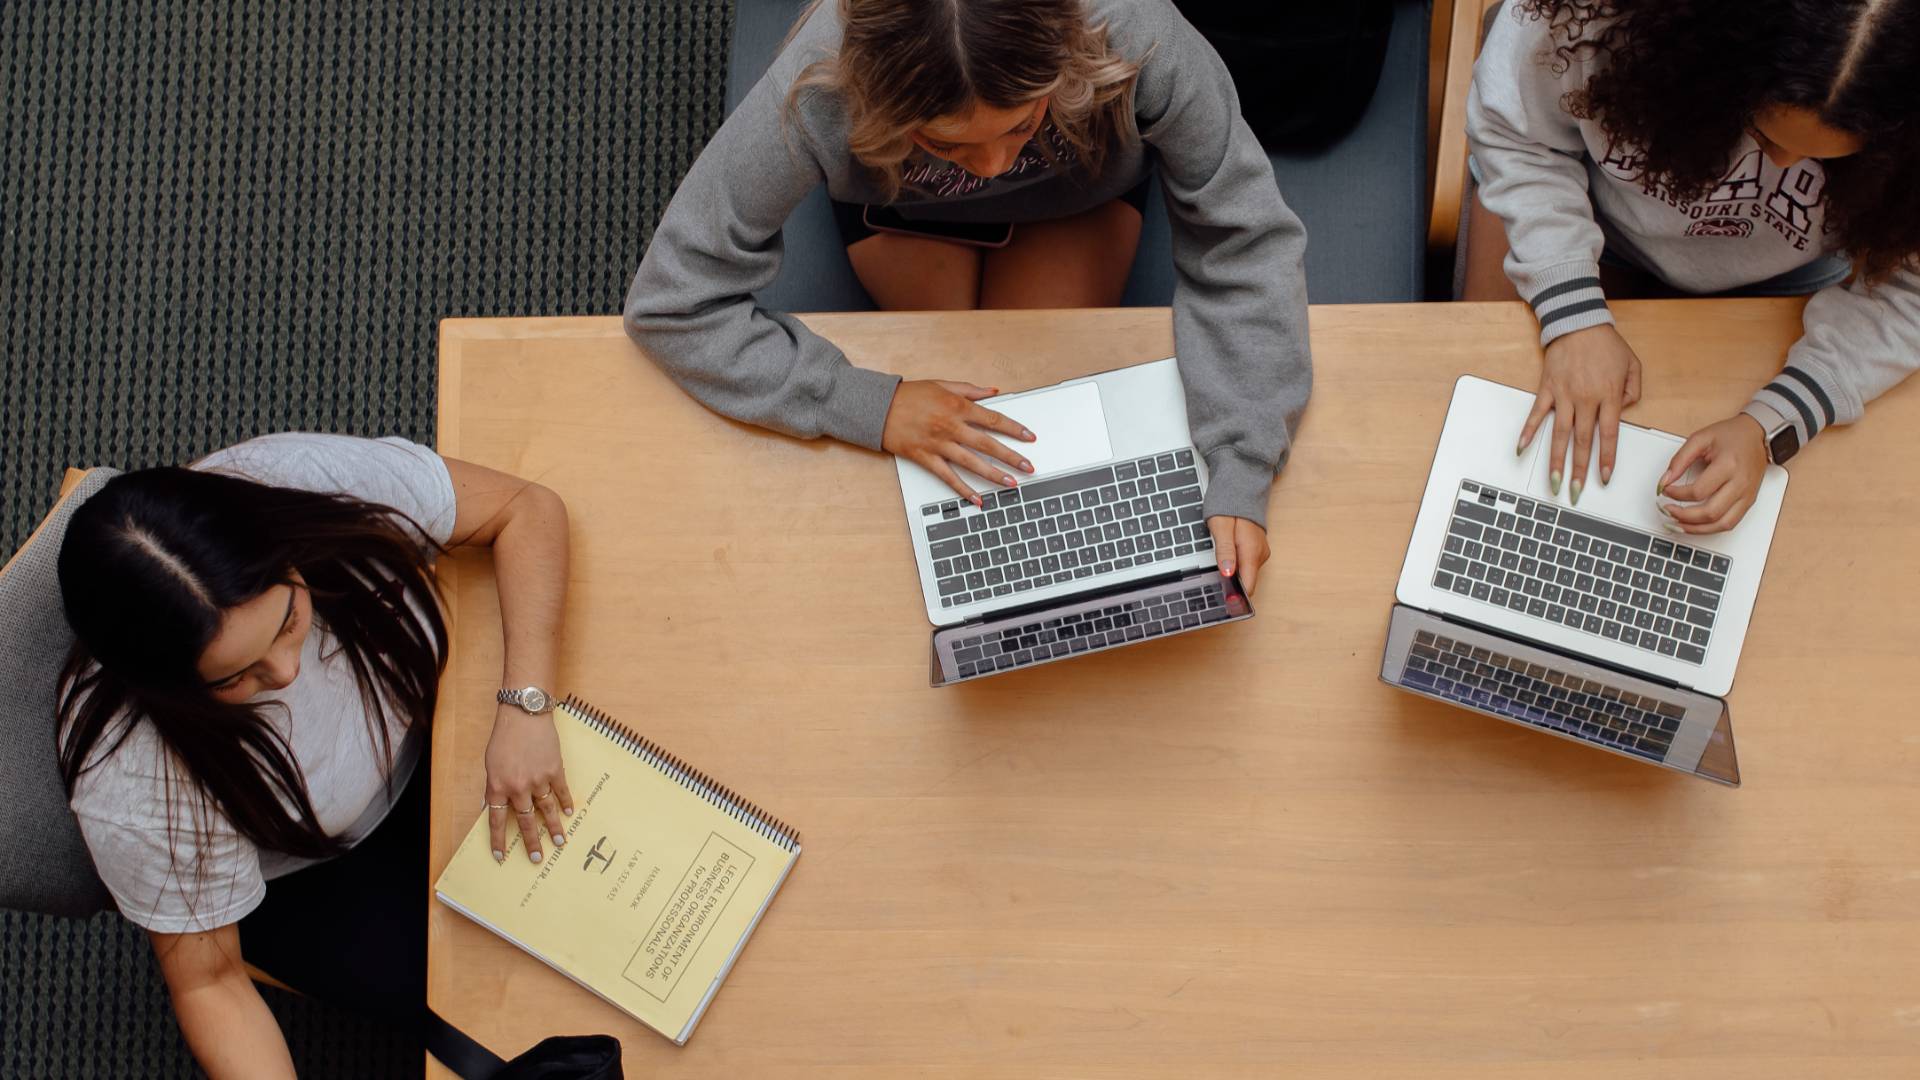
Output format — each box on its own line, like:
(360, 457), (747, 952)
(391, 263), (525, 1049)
(1465, 0), (1920, 532)
(626, 0), (1312, 593)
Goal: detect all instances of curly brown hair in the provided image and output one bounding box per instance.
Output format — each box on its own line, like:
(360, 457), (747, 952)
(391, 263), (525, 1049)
(1516, 0), (1920, 281)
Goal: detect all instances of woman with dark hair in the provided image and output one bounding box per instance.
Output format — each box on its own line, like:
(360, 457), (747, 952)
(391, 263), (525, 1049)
(57, 433), (570, 1078)
(1465, 0), (1920, 532)
(626, 0), (1313, 594)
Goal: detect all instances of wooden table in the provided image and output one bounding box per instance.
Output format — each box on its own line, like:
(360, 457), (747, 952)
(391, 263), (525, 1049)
(429, 301), (1920, 1079)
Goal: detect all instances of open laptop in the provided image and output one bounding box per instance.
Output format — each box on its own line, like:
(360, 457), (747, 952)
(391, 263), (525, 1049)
(895, 357), (1253, 686)
(1380, 375), (1791, 785)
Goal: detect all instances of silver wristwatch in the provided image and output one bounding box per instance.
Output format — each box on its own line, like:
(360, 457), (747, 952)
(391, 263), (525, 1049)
(497, 685), (555, 715)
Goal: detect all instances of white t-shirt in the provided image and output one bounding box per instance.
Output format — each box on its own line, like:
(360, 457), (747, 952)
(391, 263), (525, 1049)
(67, 434), (458, 934)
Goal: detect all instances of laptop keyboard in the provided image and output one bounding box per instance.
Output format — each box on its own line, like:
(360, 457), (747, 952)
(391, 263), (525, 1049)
(1399, 629), (1682, 761)
(949, 580), (1237, 679)
(920, 449), (1211, 609)
(1433, 481), (1730, 666)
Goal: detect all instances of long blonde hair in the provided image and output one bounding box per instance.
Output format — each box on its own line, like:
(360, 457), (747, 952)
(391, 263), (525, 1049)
(786, 0), (1143, 200)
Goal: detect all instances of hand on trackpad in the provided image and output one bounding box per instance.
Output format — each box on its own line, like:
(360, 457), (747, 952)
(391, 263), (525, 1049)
(962, 383), (1113, 485)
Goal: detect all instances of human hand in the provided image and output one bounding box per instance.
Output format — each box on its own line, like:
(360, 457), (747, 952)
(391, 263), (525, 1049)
(1204, 516), (1270, 596)
(883, 380), (1036, 505)
(1656, 414), (1770, 534)
(1518, 324), (1645, 503)
(484, 705), (574, 864)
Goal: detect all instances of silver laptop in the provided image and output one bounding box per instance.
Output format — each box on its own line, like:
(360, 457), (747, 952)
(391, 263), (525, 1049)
(1381, 375), (1791, 785)
(895, 357), (1253, 685)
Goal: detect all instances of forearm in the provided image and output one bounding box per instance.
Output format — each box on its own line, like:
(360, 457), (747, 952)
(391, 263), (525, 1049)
(170, 967), (295, 1079)
(1746, 271), (1920, 447)
(491, 483), (570, 692)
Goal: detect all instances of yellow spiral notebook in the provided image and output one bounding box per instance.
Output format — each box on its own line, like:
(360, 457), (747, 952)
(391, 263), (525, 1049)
(434, 696), (801, 1045)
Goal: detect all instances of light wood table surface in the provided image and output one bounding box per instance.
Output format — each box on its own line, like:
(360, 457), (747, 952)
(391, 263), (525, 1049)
(429, 301), (1920, 1079)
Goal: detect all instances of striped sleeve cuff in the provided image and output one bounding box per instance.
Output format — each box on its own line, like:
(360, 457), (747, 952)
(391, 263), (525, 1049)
(1746, 364), (1840, 448)
(1522, 263), (1614, 346)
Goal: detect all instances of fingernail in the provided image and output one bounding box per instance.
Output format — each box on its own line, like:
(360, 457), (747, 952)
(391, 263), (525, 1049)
(1022, 428), (1035, 441)
(1222, 563), (1235, 576)
(1656, 483), (1665, 497)
(1021, 460), (1033, 473)
(530, 850), (543, 864)
(1002, 475), (1017, 487)
(553, 833), (566, 846)
(1515, 442), (1525, 457)
(564, 807), (574, 816)
(973, 496), (983, 507)
(1601, 467), (1612, 486)
(1550, 471), (1562, 496)
(1570, 480), (1583, 505)
(493, 850), (505, 863)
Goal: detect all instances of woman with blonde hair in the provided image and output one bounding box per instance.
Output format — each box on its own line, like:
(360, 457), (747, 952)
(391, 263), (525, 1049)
(626, 0), (1312, 592)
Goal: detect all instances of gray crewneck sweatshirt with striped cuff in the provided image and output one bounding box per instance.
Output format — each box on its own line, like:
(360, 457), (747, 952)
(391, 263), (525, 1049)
(623, 0), (1311, 527)
(1467, 6), (1920, 451)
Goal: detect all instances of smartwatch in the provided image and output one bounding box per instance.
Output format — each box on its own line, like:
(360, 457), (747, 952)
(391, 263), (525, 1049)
(497, 685), (555, 715)
(1760, 416), (1802, 466)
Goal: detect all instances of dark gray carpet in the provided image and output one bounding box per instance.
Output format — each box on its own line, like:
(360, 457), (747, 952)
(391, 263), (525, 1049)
(1, 1), (732, 1075)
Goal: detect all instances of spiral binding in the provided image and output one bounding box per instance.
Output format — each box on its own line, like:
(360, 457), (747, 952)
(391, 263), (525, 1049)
(561, 695), (801, 851)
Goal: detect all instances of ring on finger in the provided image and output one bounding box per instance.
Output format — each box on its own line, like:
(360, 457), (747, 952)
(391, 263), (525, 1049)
(515, 805), (535, 815)
(534, 789), (555, 801)
(486, 802), (510, 811)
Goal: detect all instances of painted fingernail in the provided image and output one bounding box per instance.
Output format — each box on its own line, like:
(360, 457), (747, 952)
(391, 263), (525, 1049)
(1021, 460), (1033, 473)
(1656, 483), (1666, 497)
(1002, 475), (1017, 487)
(1550, 471), (1562, 495)
(1222, 563), (1236, 576)
(1022, 428), (1035, 441)
(564, 807), (574, 816)
(973, 496), (983, 507)
(530, 850), (543, 864)
(1601, 467), (1612, 486)
(1570, 480), (1583, 505)
(1515, 442), (1525, 457)
(493, 849), (505, 863)
(552, 833), (566, 846)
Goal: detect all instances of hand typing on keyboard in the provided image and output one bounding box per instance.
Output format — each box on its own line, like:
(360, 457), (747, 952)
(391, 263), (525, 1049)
(883, 380), (1037, 505)
(1204, 515), (1270, 596)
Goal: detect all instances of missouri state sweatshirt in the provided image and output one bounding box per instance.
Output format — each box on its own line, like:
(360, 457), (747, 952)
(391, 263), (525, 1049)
(624, 0), (1311, 526)
(1468, 6), (1920, 451)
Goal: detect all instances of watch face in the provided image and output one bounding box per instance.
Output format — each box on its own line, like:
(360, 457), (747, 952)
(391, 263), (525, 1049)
(521, 687), (549, 713)
(1768, 425), (1801, 465)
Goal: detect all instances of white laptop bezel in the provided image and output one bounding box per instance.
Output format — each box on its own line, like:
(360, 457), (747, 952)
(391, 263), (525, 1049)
(1394, 375), (1788, 698)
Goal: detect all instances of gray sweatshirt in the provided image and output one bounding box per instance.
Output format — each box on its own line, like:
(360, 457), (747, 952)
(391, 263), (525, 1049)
(624, 0), (1310, 526)
(1468, 7), (1920, 452)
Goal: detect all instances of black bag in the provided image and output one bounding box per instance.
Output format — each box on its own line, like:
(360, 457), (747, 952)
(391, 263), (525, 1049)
(427, 1010), (623, 1080)
(1174, 0), (1396, 149)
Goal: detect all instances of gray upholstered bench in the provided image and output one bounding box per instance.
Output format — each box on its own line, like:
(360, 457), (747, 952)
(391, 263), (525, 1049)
(1, 468), (118, 917)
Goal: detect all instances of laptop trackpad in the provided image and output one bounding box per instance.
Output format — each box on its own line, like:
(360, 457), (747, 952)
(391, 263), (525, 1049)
(969, 382), (1114, 482)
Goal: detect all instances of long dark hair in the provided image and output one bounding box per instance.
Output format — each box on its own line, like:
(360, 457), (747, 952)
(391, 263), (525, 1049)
(56, 467), (448, 866)
(786, 0), (1141, 199)
(1517, 0), (1920, 281)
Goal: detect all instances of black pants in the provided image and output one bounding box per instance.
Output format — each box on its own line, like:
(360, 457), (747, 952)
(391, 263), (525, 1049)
(238, 757), (430, 1030)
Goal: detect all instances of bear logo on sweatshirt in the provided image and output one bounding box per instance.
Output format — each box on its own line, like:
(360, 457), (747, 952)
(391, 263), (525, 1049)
(1686, 217), (1753, 239)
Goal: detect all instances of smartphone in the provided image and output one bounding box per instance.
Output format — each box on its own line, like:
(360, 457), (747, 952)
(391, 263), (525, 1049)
(864, 204), (1014, 249)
